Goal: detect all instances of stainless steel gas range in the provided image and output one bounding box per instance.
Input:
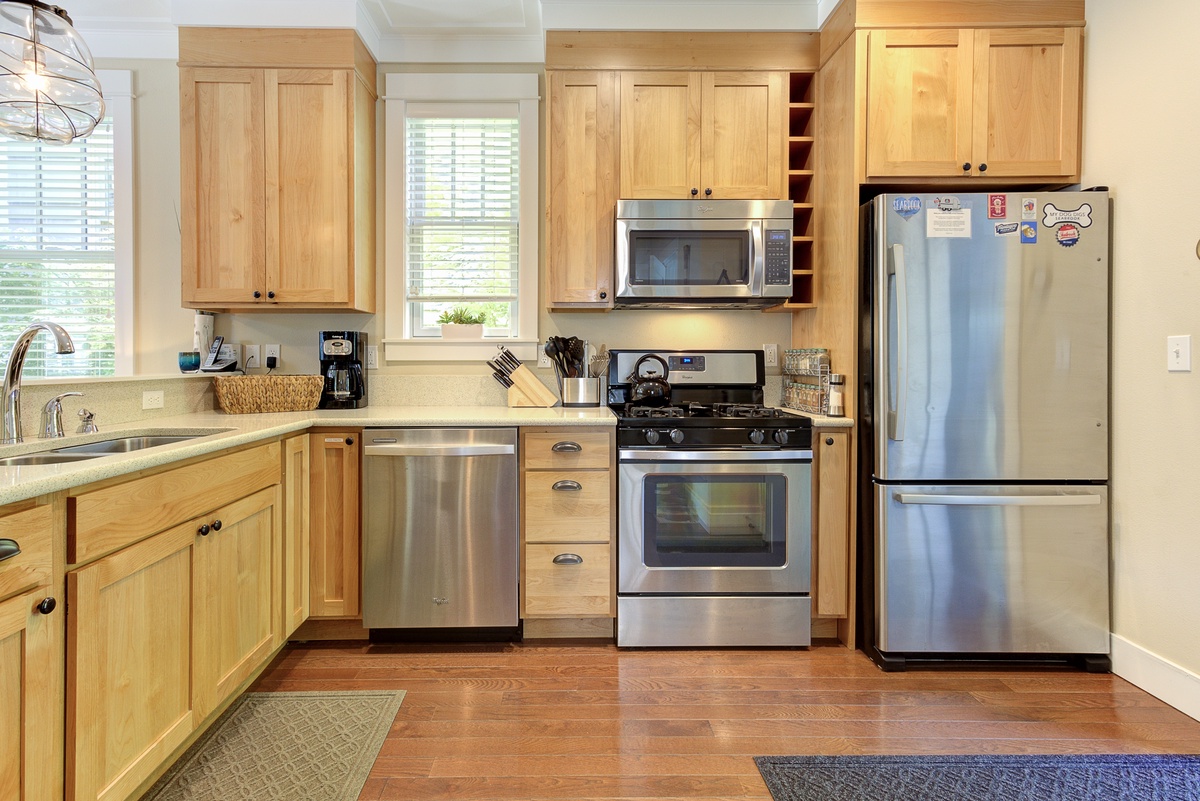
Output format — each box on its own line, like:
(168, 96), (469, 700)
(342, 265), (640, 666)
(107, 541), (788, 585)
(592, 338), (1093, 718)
(607, 350), (814, 647)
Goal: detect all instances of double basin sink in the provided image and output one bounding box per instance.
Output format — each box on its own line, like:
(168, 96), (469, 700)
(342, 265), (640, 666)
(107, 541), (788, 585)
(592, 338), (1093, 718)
(0, 431), (233, 467)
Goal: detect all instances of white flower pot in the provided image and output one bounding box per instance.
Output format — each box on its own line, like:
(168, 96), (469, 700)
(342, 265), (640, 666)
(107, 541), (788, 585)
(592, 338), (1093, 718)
(440, 324), (484, 339)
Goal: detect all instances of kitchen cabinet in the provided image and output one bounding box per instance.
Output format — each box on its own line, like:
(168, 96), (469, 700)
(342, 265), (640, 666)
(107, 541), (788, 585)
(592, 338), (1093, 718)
(865, 27), (1082, 180)
(179, 28), (376, 311)
(813, 429), (852, 619)
(309, 430), (361, 618)
(619, 71), (785, 200)
(520, 428), (615, 619)
(65, 443), (281, 801)
(281, 433), (310, 639)
(546, 70), (618, 308)
(0, 502), (61, 801)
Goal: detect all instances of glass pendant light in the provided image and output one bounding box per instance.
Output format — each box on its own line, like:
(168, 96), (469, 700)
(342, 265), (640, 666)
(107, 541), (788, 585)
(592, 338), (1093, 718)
(0, 0), (103, 143)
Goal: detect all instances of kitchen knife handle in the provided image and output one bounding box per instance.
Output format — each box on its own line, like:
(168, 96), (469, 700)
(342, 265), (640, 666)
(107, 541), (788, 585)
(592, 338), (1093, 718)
(887, 243), (908, 442)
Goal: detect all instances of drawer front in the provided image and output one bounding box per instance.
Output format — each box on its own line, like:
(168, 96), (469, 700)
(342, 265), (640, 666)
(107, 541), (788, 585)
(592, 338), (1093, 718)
(70, 442), (281, 565)
(0, 504), (53, 601)
(523, 431), (611, 470)
(524, 470), (611, 544)
(524, 543), (611, 617)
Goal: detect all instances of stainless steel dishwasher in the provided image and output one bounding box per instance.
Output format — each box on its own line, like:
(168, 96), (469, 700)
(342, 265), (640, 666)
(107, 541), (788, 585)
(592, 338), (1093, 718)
(362, 427), (518, 633)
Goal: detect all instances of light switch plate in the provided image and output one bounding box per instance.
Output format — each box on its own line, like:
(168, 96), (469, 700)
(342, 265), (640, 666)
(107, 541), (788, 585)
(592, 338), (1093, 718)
(1168, 335), (1191, 372)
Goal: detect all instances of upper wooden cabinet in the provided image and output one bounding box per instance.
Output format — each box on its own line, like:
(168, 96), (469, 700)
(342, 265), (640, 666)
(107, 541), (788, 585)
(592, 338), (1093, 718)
(546, 71), (618, 308)
(865, 27), (1082, 180)
(619, 71), (785, 200)
(179, 28), (376, 312)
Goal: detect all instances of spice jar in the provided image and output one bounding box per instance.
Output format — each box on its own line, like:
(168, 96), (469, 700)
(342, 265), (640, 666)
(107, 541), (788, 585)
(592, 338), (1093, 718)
(828, 373), (845, 417)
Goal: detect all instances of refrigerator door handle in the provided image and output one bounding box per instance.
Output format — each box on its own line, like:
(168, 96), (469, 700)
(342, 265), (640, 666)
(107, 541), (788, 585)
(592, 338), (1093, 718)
(893, 492), (1103, 507)
(887, 243), (908, 441)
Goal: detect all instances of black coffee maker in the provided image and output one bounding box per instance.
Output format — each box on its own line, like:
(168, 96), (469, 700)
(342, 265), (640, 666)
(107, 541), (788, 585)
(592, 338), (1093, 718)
(318, 331), (367, 409)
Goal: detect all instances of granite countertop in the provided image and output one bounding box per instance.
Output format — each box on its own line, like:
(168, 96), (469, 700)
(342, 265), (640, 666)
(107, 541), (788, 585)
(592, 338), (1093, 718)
(0, 405), (616, 506)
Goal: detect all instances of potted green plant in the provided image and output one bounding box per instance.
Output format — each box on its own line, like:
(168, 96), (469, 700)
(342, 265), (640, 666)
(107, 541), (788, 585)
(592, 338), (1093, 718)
(437, 306), (487, 339)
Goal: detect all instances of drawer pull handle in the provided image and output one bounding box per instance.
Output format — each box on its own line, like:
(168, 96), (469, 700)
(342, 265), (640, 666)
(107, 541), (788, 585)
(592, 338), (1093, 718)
(552, 553), (583, 566)
(0, 538), (19, 562)
(551, 441), (582, 453)
(551, 480), (582, 492)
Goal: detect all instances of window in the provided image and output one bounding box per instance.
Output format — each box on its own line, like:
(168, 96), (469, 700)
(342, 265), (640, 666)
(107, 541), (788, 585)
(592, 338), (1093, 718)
(0, 70), (132, 378)
(384, 74), (538, 361)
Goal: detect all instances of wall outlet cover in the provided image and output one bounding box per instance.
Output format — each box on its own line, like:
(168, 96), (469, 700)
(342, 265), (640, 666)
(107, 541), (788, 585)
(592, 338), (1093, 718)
(142, 390), (164, 410)
(366, 345), (378, 369)
(243, 344), (260, 369)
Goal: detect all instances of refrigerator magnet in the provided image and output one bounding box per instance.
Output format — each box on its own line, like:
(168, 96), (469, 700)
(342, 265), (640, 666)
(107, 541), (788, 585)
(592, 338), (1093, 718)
(892, 196), (922, 219)
(994, 222), (1019, 237)
(1020, 222), (1038, 243)
(1056, 223), (1081, 247)
(1042, 202), (1094, 229)
(988, 194), (1007, 219)
(1022, 198), (1038, 219)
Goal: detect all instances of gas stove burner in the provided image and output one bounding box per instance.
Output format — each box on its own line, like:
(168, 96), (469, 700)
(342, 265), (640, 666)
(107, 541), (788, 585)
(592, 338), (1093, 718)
(711, 403), (782, 419)
(627, 405), (685, 418)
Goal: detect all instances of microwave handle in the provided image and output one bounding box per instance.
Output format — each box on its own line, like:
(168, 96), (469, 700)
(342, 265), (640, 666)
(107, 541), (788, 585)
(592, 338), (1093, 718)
(750, 219), (765, 294)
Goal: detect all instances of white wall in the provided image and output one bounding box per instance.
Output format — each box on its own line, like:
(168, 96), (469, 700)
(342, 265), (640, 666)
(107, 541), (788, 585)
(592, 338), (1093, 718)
(1083, 0), (1200, 717)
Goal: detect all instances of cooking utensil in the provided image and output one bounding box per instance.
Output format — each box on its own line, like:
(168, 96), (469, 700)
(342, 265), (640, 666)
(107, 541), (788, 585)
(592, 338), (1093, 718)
(628, 354), (671, 407)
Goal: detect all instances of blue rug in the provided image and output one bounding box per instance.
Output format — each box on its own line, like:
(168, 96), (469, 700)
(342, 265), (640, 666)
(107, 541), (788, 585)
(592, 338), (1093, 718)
(755, 754), (1200, 800)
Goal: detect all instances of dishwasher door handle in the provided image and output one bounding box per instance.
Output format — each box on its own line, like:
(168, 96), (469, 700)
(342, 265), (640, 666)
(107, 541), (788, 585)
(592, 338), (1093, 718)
(364, 443), (517, 457)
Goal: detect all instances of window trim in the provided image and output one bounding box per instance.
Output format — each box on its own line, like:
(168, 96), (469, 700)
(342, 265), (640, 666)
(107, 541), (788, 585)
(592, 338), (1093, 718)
(383, 72), (539, 362)
(101, 70), (134, 376)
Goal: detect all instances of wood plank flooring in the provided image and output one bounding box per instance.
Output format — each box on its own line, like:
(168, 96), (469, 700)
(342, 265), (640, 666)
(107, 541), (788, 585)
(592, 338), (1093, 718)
(250, 641), (1200, 800)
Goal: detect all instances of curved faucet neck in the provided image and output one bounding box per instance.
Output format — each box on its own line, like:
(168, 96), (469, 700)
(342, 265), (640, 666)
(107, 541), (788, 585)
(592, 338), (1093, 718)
(2, 322), (75, 444)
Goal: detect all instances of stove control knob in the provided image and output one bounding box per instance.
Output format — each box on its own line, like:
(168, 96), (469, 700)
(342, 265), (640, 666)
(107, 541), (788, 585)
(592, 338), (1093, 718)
(668, 428), (685, 444)
(749, 429), (766, 445)
(773, 429), (790, 445)
(643, 429), (660, 445)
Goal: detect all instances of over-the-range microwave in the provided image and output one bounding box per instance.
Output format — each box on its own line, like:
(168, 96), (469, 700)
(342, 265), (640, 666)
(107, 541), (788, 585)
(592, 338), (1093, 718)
(615, 199), (793, 308)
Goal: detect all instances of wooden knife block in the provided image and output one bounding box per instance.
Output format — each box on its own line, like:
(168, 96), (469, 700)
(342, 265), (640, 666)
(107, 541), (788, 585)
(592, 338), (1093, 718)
(505, 364), (559, 408)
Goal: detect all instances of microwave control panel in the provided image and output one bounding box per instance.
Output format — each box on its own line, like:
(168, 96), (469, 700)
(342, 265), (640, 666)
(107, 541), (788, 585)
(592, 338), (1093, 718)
(764, 229), (791, 285)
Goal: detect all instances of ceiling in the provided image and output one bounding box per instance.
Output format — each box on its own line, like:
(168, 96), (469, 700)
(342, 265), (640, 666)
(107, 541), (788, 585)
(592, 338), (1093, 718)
(67, 0), (830, 62)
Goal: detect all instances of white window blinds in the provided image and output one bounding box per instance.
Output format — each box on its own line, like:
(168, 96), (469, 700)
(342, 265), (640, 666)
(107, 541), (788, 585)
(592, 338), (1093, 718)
(405, 109), (520, 334)
(0, 119), (117, 377)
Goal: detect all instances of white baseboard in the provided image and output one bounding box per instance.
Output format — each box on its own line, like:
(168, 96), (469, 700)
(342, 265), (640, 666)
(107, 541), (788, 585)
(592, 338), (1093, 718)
(1111, 634), (1200, 722)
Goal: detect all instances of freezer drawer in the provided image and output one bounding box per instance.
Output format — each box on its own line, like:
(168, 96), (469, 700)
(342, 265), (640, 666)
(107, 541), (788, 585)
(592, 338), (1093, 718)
(876, 483), (1109, 655)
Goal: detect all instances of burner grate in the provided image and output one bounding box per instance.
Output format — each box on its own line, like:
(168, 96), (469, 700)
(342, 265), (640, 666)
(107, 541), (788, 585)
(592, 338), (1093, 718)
(711, 403), (782, 419)
(627, 405), (685, 418)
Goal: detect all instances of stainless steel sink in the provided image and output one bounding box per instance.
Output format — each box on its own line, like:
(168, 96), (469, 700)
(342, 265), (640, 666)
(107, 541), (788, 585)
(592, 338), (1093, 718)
(53, 434), (206, 454)
(0, 452), (104, 466)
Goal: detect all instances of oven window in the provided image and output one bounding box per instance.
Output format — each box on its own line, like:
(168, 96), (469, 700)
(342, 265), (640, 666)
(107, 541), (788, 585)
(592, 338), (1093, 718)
(642, 474), (787, 567)
(627, 231), (750, 287)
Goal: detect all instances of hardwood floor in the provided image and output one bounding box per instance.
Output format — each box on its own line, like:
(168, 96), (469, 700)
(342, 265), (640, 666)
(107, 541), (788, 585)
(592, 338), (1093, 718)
(250, 640), (1200, 800)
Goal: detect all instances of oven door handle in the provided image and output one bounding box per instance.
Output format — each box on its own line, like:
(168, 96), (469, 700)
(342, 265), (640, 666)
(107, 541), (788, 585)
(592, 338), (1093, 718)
(619, 449), (812, 462)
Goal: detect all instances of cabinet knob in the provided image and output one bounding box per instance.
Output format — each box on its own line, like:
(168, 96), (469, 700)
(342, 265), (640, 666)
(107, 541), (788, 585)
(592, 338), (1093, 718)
(962, 162), (971, 171)
(267, 290), (276, 299)
(978, 163), (988, 173)
(345, 437), (355, 446)
(599, 291), (607, 300)
(690, 188), (698, 196)
(551, 479), (583, 492)
(37, 597), (56, 615)
(253, 291), (262, 299)
(552, 553), (583, 565)
(704, 188), (712, 196)
(825, 436), (835, 446)
(551, 441), (582, 453)
(198, 523), (210, 536)
(211, 519), (222, 532)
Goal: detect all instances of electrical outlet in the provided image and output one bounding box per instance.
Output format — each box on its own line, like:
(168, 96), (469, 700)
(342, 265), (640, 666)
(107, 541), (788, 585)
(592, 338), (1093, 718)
(142, 390), (164, 410)
(264, 344), (280, 368)
(538, 343), (551, 369)
(365, 345), (378, 369)
(763, 344), (779, 367)
(243, 344), (260, 370)
(1168, 335), (1192, 372)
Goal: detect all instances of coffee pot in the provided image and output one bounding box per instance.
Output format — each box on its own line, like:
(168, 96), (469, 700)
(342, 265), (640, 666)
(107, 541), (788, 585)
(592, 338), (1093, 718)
(318, 331), (367, 409)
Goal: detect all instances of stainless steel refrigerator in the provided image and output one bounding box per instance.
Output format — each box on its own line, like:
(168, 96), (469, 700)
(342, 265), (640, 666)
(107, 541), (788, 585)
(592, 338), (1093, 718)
(858, 191), (1111, 672)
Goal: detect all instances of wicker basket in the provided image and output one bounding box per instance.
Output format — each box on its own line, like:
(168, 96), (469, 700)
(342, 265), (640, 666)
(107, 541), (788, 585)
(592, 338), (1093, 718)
(213, 375), (324, 414)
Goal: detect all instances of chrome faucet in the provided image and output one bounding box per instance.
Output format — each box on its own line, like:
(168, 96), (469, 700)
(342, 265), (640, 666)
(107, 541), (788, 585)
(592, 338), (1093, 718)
(2, 321), (75, 444)
(41, 391), (83, 439)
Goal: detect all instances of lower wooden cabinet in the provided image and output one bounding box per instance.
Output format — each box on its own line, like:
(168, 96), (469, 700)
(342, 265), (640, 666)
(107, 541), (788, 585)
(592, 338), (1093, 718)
(814, 428), (852, 621)
(281, 434), (311, 638)
(309, 431), (361, 618)
(524, 543), (612, 617)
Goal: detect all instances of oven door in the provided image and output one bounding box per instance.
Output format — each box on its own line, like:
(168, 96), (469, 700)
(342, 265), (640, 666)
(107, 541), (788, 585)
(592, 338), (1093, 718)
(618, 449), (812, 594)
(616, 218), (764, 302)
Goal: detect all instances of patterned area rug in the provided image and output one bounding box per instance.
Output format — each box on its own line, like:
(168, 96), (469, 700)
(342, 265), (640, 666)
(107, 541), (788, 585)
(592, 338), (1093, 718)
(755, 754), (1200, 801)
(140, 690), (404, 801)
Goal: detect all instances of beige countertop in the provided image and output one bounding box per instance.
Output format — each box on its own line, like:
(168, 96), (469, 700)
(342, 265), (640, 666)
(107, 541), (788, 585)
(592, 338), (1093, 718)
(0, 405), (616, 506)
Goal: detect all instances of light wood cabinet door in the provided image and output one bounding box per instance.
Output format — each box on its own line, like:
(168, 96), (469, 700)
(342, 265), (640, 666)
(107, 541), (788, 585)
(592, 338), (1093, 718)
(281, 434), (311, 639)
(971, 27), (1081, 179)
(523, 470), (611, 544)
(866, 29), (974, 178)
(0, 588), (61, 801)
(67, 526), (197, 801)
(194, 487), (280, 719)
(620, 71), (701, 199)
(814, 430), (851, 618)
(180, 66), (266, 306)
(309, 431), (361, 618)
(701, 71), (784, 199)
(524, 543), (612, 617)
(547, 70), (617, 307)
